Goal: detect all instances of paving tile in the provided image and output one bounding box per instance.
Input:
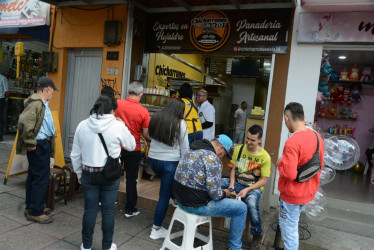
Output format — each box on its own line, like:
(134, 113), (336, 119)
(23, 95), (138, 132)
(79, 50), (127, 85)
(0, 193), (24, 211)
(6, 188), (26, 199)
(118, 236), (161, 250)
(113, 211), (153, 236)
(64, 205), (102, 224)
(42, 240), (78, 250)
(0, 215), (23, 235)
(28, 212), (82, 239)
(63, 221), (133, 249)
(0, 206), (33, 226)
(0, 225), (59, 249)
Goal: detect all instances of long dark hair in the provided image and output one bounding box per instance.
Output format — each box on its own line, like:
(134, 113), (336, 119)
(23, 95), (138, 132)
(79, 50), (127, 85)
(149, 98), (185, 147)
(90, 95), (118, 118)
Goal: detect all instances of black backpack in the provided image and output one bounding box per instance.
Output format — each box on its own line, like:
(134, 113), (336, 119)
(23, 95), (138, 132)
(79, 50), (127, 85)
(295, 132), (322, 183)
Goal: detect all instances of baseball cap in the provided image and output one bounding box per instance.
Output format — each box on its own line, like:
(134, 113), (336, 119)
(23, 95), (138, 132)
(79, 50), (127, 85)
(215, 134), (233, 159)
(37, 77), (59, 91)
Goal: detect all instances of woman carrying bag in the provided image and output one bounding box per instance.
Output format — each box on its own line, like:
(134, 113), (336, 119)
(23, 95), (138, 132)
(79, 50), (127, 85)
(148, 98), (189, 240)
(71, 95), (135, 250)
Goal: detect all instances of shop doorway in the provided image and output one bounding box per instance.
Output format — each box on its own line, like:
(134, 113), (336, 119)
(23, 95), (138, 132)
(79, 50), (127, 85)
(314, 48), (374, 205)
(63, 50), (103, 157)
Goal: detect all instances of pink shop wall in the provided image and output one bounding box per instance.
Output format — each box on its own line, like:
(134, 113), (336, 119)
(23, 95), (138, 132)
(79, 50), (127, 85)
(317, 86), (374, 164)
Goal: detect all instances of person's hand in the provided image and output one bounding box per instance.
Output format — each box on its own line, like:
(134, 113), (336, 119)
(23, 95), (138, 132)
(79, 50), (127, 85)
(237, 188), (250, 199)
(27, 146), (36, 152)
(223, 189), (233, 198)
(277, 157), (282, 166)
(78, 179), (81, 184)
(50, 158), (55, 168)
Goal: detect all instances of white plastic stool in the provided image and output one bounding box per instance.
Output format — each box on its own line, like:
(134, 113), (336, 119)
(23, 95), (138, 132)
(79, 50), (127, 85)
(161, 206), (213, 250)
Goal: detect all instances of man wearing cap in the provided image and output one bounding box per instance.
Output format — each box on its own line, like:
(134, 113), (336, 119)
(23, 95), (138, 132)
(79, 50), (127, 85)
(196, 89), (215, 141)
(17, 77), (59, 224)
(221, 125), (271, 249)
(173, 135), (247, 250)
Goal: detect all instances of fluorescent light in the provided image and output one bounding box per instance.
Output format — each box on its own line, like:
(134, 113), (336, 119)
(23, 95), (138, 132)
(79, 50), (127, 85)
(339, 56), (346, 60)
(264, 62), (271, 66)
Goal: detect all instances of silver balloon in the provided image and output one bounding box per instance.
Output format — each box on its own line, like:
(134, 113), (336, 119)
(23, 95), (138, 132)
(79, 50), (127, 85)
(304, 203), (328, 222)
(309, 187), (328, 207)
(324, 135), (360, 170)
(319, 166), (336, 186)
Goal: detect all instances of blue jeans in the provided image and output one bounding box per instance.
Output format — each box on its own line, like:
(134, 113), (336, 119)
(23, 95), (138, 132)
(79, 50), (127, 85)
(279, 198), (306, 250)
(81, 170), (120, 250)
(179, 198), (247, 250)
(26, 140), (51, 216)
(149, 158), (179, 227)
(221, 178), (263, 235)
(188, 130), (203, 145)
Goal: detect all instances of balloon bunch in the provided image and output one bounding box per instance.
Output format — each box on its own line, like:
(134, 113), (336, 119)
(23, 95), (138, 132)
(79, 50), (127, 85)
(303, 124), (360, 221)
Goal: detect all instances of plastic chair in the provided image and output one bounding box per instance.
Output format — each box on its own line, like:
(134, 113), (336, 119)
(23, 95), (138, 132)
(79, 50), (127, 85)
(161, 206), (213, 250)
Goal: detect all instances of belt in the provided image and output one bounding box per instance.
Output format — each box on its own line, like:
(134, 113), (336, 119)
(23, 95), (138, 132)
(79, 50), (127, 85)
(37, 137), (53, 142)
(83, 165), (104, 173)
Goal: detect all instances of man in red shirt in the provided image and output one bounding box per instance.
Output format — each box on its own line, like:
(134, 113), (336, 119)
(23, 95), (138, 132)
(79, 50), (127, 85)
(277, 102), (324, 250)
(115, 81), (150, 218)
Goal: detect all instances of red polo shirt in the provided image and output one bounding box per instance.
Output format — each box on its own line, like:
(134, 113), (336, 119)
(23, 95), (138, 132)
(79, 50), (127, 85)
(115, 98), (150, 151)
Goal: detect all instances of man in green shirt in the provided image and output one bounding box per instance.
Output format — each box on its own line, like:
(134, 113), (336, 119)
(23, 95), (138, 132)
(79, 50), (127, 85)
(221, 125), (271, 249)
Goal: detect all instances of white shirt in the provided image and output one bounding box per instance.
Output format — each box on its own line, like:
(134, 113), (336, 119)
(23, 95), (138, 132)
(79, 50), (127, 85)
(148, 120), (189, 161)
(234, 108), (247, 131)
(198, 100), (215, 140)
(0, 74), (9, 99)
(71, 114), (136, 178)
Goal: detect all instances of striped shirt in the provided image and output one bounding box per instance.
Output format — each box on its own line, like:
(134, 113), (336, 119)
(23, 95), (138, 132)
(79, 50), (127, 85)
(36, 100), (55, 140)
(0, 74), (9, 98)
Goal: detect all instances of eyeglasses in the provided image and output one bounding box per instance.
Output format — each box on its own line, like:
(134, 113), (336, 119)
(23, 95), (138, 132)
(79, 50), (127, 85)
(196, 95), (206, 97)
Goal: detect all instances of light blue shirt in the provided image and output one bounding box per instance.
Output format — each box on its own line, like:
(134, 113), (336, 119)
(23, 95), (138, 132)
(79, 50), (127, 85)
(36, 100), (55, 140)
(0, 74), (9, 98)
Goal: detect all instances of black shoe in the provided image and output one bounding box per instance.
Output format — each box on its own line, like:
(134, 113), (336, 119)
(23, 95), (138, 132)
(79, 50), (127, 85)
(124, 208), (140, 218)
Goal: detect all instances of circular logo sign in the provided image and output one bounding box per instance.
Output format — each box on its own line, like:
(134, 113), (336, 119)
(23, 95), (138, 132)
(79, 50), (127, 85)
(190, 9), (230, 52)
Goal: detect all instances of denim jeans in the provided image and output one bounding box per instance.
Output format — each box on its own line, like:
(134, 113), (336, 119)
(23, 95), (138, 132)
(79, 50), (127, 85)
(81, 170), (120, 250)
(188, 130), (203, 145)
(221, 178), (263, 235)
(121, 149), (142, 213)
(149, 158), (179, 227)
(26, 140), (51, 216)
(278, 198), (306, 250)
(179, 198), (247, 250)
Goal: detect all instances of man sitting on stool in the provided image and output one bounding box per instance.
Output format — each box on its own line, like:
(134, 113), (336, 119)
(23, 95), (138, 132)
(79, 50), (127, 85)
(221, 125), (271, 249)
(173, 135), (247, 250)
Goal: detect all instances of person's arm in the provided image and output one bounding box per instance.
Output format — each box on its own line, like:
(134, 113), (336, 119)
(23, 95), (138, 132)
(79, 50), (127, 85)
(179, 121), (189, 157)
(237, 177), (269, 198)
(229, 165), (236, 189)
(203, 153), (226, 200)
(142, 111), (151, 140)
(17, 102), (39, 150)
(119, 122), (136, 152)
(278, 141), (299, 180)
(201, 106), (215, 129)
(141, 127), (149, 140)
(70, 123), (83, 180)
(201, 121), (213, 129)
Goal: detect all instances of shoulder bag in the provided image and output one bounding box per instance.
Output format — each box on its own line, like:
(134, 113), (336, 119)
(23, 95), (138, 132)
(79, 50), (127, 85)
(98, 133), (121, 181)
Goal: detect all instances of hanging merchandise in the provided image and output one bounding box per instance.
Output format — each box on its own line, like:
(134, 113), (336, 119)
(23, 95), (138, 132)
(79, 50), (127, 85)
(360, 67), (372, 83)
(318, 55), (333, 100)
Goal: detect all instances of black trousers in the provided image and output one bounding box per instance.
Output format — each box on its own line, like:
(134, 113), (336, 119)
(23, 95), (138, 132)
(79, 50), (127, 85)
(121, 149), (142, 212)
(0, 98), (5, 140)
(26, 140), (51, 216)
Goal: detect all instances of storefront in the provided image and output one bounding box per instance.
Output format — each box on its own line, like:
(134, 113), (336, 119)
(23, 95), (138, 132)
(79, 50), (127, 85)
(278, 9), (374, 214)
(0, 0), (50, 135)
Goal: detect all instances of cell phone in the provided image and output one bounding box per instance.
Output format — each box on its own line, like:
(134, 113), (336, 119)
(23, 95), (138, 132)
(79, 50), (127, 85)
(228, 188), (235, 192)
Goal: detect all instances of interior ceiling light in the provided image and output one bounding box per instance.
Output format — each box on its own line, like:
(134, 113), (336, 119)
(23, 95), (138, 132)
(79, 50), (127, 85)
(339, 56), (346, 60)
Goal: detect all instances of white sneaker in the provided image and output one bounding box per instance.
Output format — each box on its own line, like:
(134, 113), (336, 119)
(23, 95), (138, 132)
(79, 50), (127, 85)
(80, 243), (91, 250)
(150, 227), (168, 240)
(108, 243), (117, 250)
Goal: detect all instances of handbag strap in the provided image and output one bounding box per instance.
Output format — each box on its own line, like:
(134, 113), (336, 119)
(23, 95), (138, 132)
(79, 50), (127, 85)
(98, 133), (109, 157)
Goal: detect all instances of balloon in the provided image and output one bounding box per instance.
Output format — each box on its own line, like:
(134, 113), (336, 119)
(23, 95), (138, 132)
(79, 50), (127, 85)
(304, 203), (328, 222)
(319, 166), (336, 186)
(324, 136), (360, 170)
(309, 188), (327, 207)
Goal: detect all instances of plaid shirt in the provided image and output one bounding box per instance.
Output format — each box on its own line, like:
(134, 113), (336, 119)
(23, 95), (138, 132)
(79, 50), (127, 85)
(36, 100), (55, 140)
(0, 74), (9, 98)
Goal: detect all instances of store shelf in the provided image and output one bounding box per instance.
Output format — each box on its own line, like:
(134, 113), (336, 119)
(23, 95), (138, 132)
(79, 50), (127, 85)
(143, 93), (170, 97)
(318, 116), (357, 121)
(329, 80), (373, 85)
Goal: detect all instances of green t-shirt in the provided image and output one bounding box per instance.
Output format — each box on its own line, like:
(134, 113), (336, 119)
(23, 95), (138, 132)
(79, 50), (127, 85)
(230, 145), (271, 191)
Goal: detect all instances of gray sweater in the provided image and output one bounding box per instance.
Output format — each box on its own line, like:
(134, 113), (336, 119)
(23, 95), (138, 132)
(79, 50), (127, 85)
(148, 120), (189, 161)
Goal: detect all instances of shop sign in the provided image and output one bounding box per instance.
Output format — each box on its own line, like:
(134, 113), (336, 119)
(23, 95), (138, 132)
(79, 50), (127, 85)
(298, 12), (374, 43)
(145, 9), (291, 54)
(0, 0), (50, 28)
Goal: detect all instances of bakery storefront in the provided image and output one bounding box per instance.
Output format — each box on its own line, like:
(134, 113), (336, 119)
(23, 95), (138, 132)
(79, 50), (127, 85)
(132, 7), (293, 213)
